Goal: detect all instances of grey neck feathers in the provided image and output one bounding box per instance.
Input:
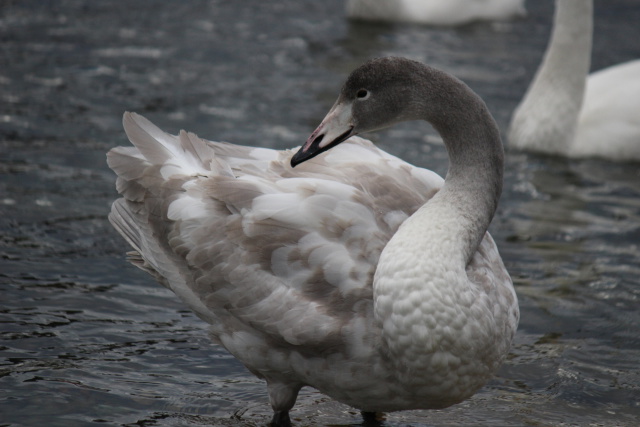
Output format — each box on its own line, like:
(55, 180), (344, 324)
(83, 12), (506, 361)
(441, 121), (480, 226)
(416, 66), (504, 263)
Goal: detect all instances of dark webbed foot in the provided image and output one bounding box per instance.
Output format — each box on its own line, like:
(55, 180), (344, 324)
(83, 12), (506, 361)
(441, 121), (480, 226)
(270, 410), (291, 427)
(361, 411), (383, 425)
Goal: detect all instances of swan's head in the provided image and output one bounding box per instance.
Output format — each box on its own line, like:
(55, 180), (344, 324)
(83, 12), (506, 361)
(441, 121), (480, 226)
(291, 57), (431, 167)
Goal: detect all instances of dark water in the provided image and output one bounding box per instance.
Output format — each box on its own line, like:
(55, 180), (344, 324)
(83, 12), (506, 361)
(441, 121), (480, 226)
(1, 1), (639, 425)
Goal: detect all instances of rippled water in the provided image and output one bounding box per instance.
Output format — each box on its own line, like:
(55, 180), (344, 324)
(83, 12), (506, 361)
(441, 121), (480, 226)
(1, 1), (639, 425)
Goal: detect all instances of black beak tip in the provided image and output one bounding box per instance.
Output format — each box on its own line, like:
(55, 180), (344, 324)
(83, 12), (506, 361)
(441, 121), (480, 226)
(291, 134), (323, 168)
(290, 127), (354, 168)
(290, 143), (317, 168)
(290, 152), (304, 168)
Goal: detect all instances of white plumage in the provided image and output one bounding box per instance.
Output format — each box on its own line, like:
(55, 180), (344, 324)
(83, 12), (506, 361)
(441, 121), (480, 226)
(509, 0), (640, 161)
(346, 0), (526, 26)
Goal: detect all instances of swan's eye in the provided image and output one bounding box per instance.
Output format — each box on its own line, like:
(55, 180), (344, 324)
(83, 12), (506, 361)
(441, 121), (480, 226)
(356, 89), (370, 100)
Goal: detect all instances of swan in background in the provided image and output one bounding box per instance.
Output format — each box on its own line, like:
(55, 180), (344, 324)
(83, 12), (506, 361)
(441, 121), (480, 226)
(346, 0), (526, 26)
(108, 57), (518, 426)
(508, 0), (640, 161)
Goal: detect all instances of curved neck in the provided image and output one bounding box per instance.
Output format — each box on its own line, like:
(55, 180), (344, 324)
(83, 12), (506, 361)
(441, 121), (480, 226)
(419, 68), (504, 264)
(509, 0), (593, 152)
(374, 63), (503, 280)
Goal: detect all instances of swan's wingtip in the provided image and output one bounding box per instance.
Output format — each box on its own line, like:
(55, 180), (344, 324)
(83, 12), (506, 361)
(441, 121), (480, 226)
(122, 111), (161, 141)
(122, 111), (134, 123)
(122, 111), (138, 134)
(122, 111), (143, 127)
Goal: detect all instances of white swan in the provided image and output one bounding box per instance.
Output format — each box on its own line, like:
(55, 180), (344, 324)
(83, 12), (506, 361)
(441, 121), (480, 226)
(508, 0), (640, 161)
(346, 0), (526, 26)
(108, 57), (519, 426)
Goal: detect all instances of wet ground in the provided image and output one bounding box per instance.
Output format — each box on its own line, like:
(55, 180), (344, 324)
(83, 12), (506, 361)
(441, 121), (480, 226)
(1, 0), (639, 425)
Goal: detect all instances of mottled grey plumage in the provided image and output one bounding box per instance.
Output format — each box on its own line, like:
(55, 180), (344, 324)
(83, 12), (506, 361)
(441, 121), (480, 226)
(108, 57), (518, 426)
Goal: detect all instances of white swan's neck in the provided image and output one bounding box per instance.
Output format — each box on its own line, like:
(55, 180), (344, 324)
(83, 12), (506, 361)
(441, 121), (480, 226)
(509, 0), (593, 154)
(373, 68), (504, 382)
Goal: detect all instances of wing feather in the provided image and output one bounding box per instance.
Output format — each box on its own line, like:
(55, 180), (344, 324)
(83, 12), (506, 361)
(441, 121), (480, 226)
(108, 113), (444, 350)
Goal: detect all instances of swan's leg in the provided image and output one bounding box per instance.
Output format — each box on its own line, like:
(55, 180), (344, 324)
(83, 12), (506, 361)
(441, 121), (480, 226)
(361, 411), (383, 425)
(267, 380), (301, 427)
(270, 410), (291, 427)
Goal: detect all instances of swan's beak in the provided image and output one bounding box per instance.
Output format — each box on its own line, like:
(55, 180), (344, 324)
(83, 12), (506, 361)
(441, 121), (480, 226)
(291, 102), (355, 167)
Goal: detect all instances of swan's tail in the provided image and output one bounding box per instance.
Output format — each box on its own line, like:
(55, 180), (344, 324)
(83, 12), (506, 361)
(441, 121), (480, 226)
(108, 112), (235, 189)
(106, 113), (239, 322)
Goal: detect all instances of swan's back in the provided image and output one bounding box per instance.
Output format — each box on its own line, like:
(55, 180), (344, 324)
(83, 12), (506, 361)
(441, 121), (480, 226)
(573, 60), (640, 160)
(108, 113), (443, 348)
(346, 0), (525, 26)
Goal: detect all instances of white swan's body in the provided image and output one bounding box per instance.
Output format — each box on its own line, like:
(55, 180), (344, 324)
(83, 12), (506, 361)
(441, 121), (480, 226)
(346, 0), (526, 26)
(108, 58), (518, 425)
(508, 0), (640, 161)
